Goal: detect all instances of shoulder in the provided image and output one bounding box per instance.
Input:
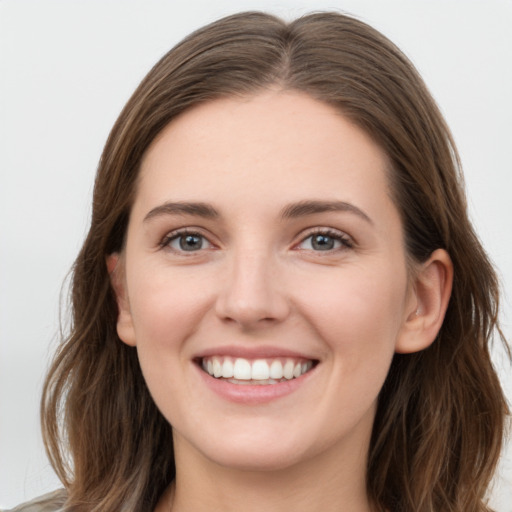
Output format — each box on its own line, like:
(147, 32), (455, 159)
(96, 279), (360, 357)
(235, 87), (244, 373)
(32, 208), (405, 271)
(2, 490), (67, 512)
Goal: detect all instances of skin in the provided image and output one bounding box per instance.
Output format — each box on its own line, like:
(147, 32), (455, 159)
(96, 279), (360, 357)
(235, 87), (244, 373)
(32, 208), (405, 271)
(109, 90), (452, 512)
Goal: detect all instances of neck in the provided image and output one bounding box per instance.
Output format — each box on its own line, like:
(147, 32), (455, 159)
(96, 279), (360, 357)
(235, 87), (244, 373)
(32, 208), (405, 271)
(160, 430), (374, 512)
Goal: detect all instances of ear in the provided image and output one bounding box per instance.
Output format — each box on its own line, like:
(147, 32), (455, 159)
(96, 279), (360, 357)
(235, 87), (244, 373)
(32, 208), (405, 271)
(395, 249), (453, 354)
(107, 253), (137, 347)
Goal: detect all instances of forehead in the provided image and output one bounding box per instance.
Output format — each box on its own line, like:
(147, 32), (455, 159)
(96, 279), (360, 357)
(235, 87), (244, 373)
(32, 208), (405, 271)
(136, 90), (393, 215)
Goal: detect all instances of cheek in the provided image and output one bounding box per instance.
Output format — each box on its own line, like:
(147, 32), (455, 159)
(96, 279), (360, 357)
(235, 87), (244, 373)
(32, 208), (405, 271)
(300, 268), (406, 424)
(296, 263), (407, 363)
(129, 265), (211, 331)
(125, 270), (210, 419)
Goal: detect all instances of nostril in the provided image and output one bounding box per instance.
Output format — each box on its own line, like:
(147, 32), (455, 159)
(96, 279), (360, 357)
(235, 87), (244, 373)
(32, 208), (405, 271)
(215, 294), (290, 328)
(214, 264), (290, 327)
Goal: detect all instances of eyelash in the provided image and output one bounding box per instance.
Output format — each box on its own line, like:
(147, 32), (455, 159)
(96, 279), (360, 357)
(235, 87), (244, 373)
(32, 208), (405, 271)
(159, 228), (354, 254)
(295, 228), (354, 252)
(160, 229), (214, 254)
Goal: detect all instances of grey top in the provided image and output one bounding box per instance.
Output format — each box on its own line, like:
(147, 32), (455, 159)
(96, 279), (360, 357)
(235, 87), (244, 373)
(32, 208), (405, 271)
(2, 490), (66, 512)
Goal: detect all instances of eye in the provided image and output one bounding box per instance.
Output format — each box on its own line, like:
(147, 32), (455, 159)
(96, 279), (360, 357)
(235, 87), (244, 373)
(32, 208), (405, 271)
(163, 231), (213, 252)
(297, 230), (352, 252)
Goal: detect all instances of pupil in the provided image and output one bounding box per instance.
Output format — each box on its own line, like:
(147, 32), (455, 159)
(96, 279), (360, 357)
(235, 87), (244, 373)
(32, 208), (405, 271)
(180, 234), (202, 251)
(312, 234), (334, 251)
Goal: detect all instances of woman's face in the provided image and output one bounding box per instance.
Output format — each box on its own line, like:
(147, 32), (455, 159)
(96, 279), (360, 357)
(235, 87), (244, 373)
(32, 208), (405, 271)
(113, 90), (419, 473)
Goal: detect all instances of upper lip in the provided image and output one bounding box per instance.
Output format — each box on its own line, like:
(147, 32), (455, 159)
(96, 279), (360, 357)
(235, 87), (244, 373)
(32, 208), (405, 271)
(194, 345), (319, 361)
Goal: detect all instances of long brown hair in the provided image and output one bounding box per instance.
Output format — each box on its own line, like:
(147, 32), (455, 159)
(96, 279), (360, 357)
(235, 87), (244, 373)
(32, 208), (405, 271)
(41, 11), (509, 511)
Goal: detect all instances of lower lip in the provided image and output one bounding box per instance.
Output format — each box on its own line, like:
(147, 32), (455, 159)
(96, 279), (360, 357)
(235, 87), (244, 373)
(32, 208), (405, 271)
(195, 364), (316, 404)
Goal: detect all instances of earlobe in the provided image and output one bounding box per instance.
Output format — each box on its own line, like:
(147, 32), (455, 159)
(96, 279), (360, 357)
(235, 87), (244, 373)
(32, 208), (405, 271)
(395, 249), (453, 354)
(106, 253), (137, 347)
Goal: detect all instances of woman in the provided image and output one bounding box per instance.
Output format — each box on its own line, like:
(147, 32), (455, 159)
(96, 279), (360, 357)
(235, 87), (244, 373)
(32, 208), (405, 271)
(7, 11), (509, 512)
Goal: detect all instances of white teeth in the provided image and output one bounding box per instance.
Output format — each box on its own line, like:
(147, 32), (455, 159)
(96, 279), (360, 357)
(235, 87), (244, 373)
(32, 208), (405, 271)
(283, 360), (294, 379)
(212, 357), (222, 378)
(233, 358), (252, 380)
(222, 358), (234, 378)
(201, 356), (315, 383)
(251, 359), (270, 380)
(269, 360), (284, 379)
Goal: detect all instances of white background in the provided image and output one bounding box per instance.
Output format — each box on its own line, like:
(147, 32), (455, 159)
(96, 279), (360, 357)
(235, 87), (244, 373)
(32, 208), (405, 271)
(1, 0), (511, 509)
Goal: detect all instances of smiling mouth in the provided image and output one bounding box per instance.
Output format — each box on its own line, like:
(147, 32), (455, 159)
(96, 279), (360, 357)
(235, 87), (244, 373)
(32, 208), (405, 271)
(199, 356), (317, 385)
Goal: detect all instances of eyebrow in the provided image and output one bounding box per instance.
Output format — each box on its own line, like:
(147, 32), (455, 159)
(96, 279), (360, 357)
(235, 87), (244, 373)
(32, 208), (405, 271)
(280, 200), (373, 224)
(143, 199), (372, 224)
(144, 201), (219, 222)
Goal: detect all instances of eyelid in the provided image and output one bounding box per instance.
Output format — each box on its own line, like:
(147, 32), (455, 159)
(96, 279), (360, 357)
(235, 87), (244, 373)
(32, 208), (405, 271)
(159, 227), (217, 253)
(157, 226), (353, 254)
(294, 227), (354, 251)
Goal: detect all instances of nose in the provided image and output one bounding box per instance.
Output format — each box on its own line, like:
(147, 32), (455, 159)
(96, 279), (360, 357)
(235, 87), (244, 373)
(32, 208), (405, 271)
(215, 250), (290, 329)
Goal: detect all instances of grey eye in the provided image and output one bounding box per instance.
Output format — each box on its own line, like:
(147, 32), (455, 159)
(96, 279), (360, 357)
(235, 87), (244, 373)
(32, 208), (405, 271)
(300, 233), (341, 251)
(310, 234), (336, 251)
(180, 234), (203, 251)
(297, 230), (352, 252)
(168, 233), (210, 252)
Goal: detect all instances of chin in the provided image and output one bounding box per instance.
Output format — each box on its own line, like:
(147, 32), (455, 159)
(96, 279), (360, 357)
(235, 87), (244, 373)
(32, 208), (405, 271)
(206, 444), (307, 473)
(176, 423), (314, 473)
